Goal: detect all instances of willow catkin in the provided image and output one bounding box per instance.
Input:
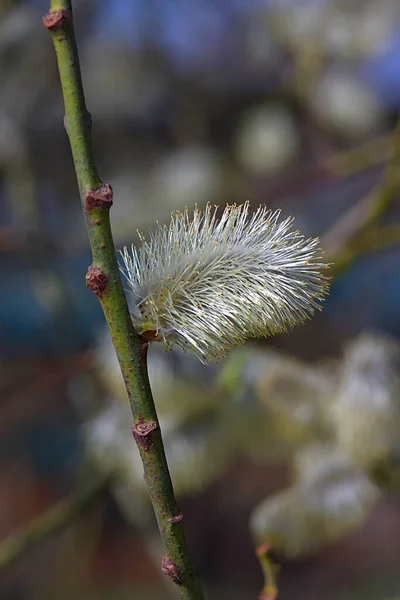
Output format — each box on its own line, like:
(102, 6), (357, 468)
(331, 333), (400, 467)
(120, 202), (329, 362)
(250, 447), (379, 558)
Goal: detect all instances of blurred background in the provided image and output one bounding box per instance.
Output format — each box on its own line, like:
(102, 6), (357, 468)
(2, 0), (400, 598)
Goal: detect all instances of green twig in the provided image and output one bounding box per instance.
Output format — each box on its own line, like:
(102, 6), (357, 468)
(0, 475), (107, 570)
(367, 118), (400, 223)
(365, 224), (400, 252)
(255, 544), (280, 600)
(326, 133), (390, 178)
(43, 3), (204, 599)
(328, 222), (400, 278)
(323, 119), (400, 278)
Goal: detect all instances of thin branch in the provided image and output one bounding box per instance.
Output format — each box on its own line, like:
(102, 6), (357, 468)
(326, 133), (390, 178)
(0, 475), (108, 571)
(365, 224), (400, 252)
(255, 544), (279, 600)
(43, 3), (204, 599)
(323, 120), (400, 277)
(326, 222), (400, 278)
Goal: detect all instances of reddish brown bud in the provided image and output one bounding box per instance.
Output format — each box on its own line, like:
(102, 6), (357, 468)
(259, 591), (278, 600)
(161, 556), (183, 585)
(85, 184), (113, 211)
(140, 330), (159, 341)
(85, 265), (108, 296)
(132, 419), (158, 451)
(42, 9), (69, 31)
(256, 543), (272, 558)
(168, 513), (184, 524)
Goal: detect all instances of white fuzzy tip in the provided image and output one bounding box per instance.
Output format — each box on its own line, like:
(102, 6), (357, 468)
(120, 203), (329, 362)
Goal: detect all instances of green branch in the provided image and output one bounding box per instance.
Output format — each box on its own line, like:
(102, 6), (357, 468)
(43, 3), (204, 598)
(323, 118), (400, 278)
(255, 544), (279, 600)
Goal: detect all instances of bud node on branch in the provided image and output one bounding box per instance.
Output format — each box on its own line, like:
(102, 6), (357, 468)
(161, 556), (184, 585)
(132, 420), (158, 451)
(85, 184), (113, 211)
(259, 591), (278, 600)
(42, 9), (69, 31)
(85, 265), (108, 296)
(168, 513), (184, 524)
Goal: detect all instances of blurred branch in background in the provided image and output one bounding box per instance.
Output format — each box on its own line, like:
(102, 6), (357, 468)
(324, 119), (400, 277)
(0, 473), (108, 571)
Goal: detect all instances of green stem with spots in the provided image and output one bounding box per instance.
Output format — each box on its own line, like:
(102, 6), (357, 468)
(43, 2), (204, 598)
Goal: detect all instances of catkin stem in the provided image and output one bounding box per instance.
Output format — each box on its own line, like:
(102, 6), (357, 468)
(43, 2), (204, 598)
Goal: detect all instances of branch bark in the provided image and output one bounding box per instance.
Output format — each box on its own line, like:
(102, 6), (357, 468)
(43, 3), (204, 598)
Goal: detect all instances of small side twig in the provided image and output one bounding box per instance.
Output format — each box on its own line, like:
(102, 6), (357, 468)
(323, 119), (400, 277)
(43, 3), (204, 599)
(255, 544), (280, 600)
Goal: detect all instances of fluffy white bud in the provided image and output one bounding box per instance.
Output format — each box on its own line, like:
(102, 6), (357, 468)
(331, 333), (400, 467)
(120, 203), (328, 362)
(250, 447), (379, 558)
(234, 105), (299, 175)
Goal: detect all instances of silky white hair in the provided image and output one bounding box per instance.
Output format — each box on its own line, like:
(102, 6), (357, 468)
(120, 202), (329, 362)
